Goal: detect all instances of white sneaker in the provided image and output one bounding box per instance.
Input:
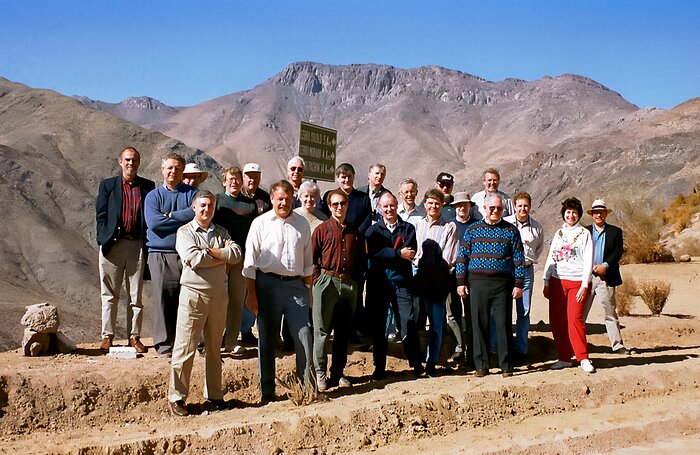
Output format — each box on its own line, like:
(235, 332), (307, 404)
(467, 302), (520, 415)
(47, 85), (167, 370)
(232, 344), (247, 354)
(550, 360), (573, 370)
(580, 359), (596, 373)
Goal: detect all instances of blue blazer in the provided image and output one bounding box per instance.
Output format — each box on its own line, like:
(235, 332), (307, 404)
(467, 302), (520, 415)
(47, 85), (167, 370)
(96, 175), (155, 254)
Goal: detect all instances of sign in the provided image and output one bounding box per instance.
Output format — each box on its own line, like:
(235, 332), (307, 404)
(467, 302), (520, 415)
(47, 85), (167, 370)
(298, 121), (337, 182)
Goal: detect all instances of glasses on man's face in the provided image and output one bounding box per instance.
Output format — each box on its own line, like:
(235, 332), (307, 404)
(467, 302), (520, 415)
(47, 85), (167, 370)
(290, 166), (304, 172)
(330, 201), (347, 208)
(488, 206), (504, 212)
(438, 182), (452, 188)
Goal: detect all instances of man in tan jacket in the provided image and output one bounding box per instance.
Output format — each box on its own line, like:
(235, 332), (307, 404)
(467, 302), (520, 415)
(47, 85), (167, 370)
(168, 190), (242, 416)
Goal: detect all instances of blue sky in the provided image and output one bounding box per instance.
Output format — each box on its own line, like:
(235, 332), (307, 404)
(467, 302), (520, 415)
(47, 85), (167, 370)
(2, 1), (698, 108)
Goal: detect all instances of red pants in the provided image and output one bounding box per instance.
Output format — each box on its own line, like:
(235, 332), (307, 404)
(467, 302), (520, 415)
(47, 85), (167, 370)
(549, 278), (590, 362)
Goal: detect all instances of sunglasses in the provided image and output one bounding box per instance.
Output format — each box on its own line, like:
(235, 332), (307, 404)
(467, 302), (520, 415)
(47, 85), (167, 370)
(488, 206), (504, 212)
(330, 201), (347, 208)
(290, 166), (304, 172)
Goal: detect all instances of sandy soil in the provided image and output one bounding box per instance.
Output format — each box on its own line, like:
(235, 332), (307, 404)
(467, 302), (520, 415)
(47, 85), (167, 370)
(0, 259), (698, 454)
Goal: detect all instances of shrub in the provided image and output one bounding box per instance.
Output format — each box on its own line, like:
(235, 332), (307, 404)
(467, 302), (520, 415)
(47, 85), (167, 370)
(637, 279), (671, 315)
(277, 369), (317, 406)
(616, 276), (638, 316)
(616, 199), (674, 264)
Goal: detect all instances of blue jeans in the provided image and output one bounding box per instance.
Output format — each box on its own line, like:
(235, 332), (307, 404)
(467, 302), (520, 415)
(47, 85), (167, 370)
(255, 271), (313, 397)
(421, 294), (446, 365)
(514, 265), (534, 354)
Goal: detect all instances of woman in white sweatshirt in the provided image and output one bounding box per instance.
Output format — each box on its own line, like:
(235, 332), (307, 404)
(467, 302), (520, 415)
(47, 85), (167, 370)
(543, 197), (595, 373)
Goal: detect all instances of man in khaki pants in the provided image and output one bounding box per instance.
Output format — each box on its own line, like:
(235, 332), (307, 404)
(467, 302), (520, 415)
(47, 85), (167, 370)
(169, 190), (242, 416)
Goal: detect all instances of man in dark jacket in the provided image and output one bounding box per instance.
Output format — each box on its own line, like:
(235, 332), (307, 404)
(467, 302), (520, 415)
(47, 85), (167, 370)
(96, 146), (155, 353)
(365, 192), (424, 379)
(584, 199), (627, 354)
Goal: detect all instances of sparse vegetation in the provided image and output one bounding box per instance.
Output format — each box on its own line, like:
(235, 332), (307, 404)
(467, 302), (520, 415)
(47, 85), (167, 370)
(277, 369), (317, 406)
(637, 279), (671, 316)
(662, 192), (700, 233)
(615, 199), (674, 264)
(616, 275), (638, 316)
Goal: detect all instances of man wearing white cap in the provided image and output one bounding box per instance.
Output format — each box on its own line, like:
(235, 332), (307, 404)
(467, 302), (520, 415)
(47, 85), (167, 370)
(243, 162), (271, 215)
(182, 163), (209, 188)
(584, 198), (627, 354)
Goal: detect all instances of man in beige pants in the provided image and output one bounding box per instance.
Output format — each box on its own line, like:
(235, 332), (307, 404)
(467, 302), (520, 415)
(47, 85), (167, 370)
(169, 190), (242, 416)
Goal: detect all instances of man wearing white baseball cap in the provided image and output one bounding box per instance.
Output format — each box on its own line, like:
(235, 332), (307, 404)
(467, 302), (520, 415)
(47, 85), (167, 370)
(583, 198), (627, 355)
(243, 163), (271, 215)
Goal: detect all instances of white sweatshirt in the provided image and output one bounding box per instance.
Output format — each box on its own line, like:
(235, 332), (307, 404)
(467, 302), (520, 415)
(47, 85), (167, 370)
(543, 222), (593, 287)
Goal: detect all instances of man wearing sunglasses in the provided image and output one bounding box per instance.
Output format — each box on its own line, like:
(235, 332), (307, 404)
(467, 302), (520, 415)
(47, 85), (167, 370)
(287, 156), (306, 208)
(311, 190), (364, 392)
(435, 172), (456, 221)
(456, 194), (525, 378)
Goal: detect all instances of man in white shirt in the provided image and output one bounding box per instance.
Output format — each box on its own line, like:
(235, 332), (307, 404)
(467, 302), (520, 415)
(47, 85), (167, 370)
(471, 168), (514, 220)
(243, 180), (314, 403)
(504, 192), (544, 363)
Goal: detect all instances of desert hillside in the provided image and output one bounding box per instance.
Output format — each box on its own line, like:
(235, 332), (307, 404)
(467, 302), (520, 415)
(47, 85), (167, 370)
(0, 78), (221, 350)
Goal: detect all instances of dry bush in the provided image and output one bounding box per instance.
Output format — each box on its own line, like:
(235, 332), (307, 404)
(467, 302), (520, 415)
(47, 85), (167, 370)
(616, 199), (674, 264)
(277, 369), (317, 406)
(616, 276), (638, 316)
(662, 192), (700, 233)
(637, 279), (671, 316)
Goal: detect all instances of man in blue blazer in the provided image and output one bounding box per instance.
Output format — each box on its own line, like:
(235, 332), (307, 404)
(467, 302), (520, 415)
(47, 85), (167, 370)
(96, 147), (155, 353)
(584, 199), (627, 354)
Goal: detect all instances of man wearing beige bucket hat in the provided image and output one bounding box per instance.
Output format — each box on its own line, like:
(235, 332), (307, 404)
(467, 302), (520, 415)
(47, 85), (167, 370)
(182, 163), (209, 188)
(583, 198), (627, 354)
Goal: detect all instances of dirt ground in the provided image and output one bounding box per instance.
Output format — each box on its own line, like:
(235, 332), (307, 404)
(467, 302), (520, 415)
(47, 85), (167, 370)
(1, 259), (699, 454)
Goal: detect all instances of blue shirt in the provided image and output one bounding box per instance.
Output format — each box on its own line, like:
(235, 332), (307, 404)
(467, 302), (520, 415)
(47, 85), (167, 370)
(592, 225), (607, 266)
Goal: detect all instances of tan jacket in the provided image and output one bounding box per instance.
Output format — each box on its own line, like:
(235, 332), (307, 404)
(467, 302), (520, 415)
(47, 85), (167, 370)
(176, 220), (243, 292)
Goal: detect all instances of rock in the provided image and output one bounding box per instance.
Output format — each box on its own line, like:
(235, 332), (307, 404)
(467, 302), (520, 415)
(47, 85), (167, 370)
(22, 329), (50, 357)
(20, 303), (59, 333)
(55, 331), (77, 353)
(680, 254), (691, 262)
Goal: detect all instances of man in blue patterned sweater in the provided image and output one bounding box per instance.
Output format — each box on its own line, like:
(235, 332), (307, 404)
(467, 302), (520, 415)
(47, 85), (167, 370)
(456, 193), (525, 378)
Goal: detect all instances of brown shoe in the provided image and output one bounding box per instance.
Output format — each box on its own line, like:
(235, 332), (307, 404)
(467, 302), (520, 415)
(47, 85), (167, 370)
(99, 336), (113, 353)
(130, 336), (148, 354)
(170, 400), (188, 416)
(474, 368), (489, 378)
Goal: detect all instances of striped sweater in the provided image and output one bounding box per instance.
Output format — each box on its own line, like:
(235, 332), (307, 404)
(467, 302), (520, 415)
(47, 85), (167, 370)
(456, 219), (525, 288)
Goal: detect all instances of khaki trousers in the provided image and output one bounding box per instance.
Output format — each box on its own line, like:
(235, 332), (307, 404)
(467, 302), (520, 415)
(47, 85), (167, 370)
(169, 285), (227, 403)
(98, 238), (145, 339)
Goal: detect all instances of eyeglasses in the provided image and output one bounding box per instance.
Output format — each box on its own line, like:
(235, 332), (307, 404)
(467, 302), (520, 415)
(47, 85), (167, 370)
(290, 166), (304, 172)
(488, 206), (504, 212)
(330, 201), (347, 208)
(437, 182), (453, 188)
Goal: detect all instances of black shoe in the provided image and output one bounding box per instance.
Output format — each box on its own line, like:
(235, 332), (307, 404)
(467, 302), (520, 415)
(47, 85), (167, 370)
(425, 363), (438, 376)
(475, 368), (489, 378)
(371, 369), (386, 381)
(513, 353), (528, 367)
(413, 366), (427, 378)
(260, 394), (277, 405)
(502, 370), (513, 378)
(205, 399), (227, 411)
(241, 332), (258, 345)
(170, 400), (188, 416)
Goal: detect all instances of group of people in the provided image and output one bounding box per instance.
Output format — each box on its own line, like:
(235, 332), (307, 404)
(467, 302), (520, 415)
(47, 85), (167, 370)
(96, 147), (627, 416)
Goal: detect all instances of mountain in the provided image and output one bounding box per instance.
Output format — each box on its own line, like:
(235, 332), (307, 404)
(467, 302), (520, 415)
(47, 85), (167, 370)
(73, 95), (181, 131)
(95, 62), (698, 226)
(0, 78), (220, 350)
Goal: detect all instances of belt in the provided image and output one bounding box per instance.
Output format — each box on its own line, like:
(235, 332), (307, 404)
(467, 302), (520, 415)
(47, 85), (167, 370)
(322, 268), (351, 280)
(264, 272), (302, 281)
(120, 234), (140, 240)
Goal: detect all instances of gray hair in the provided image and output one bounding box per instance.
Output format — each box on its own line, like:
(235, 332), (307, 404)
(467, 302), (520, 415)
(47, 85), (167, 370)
(484, 193), (504, 207)
(298, 180), (320, 199)
(287, 155), (305, 169)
